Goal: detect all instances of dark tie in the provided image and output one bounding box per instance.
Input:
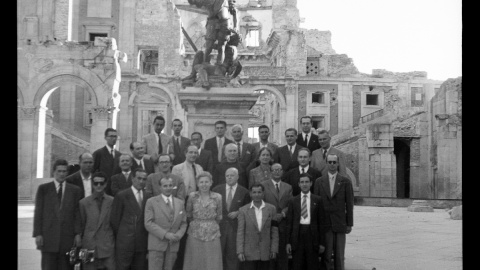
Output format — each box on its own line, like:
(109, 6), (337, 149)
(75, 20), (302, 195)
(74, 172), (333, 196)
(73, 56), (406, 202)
(301, 194), (308, 219)
(275, 183), (280, 194)
(57, 182), (63, 205)
(289, 146), (293, 157)
(137, 190), (143, 209)
(237, 142), (241, 159)
(226, 187), (233, 212)
(174, 137), (181, 157)
(192, 163), (197, 179)
(323, 149), (327, 160)
(301, 167), (305, 174)
(111, 149), (114, 158)
(157, 134), (163, 154)
(304, 134), (308, 145)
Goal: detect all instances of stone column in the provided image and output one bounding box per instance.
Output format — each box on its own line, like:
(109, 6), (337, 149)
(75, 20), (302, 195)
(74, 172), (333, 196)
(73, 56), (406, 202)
(90, 106), (111, 152)
(18, 105), (38, 200)
(337, 83), (353, 133)
(44, 109), (54, 178)
(58, 84), (76, 131)
(116, 81), (132, 153)
(285, 80), (298, 132)
(118, 0), (136, 71)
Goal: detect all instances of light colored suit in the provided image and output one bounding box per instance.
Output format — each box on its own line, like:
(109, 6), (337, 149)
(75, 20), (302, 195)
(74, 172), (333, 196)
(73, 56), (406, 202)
(145, 172), (186, 201)
(145, 195), (187, 270)
(142, 133), (174, 172)
(310, 147), (347, 177)
(237, 202), (279, 261)
(172, 162), (204, 196)
(79, 193), (115, 269)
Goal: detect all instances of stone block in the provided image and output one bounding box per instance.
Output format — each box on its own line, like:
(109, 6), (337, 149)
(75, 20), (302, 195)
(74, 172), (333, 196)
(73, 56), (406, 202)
(407, 200), (434, 212)
(448, 205), (462, 220)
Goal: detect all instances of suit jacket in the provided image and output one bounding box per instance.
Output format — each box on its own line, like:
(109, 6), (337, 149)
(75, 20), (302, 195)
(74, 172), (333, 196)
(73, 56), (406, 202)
(145, 172), (186, 200)
(33, 182), (82, 253)
(273, 144), (300, 173)
(283, 166), (322, 197)
(310, 147), (348, 178)
(234, 141), (257, 172)
(212, 184), (250, 232)
(92, 146), (122, 195)
(212, 161), (248, 188)
(65, 171), (92, 198)
(142, 132), (174, 169)
(314, 174), (354, 233)
(110, 187), (151, 252)
(79, 193), (115, 258)
(144, 195), (187, 252)
(261, 180), (293, 218)
(128, 155), (156, 176)
(237, 202), (279, 261)
(296, 133), (321, 153)
(171, 161), (204, 195)
(252, 142), (279, 158)
(171, 136), (191, 166)
(285, 193), (326, 251)
(110, 172), (134, 196)
(204, 136), (233, 165)
(197, 148), (214, 173)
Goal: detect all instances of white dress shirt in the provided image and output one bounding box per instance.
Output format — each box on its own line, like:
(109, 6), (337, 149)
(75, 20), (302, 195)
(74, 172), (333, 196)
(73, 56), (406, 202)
(53, 179), (66, 201)
(161, 194), (174, 209)
(131, 186), (143, 204)
(226, 183), (238, 198)
(302, 132), (311, 145)
(250, 200), (266, 231)
(184, 162), (198, 195)
(80, 172), (92, 198)
(106, 145), (115, 158)
(328, 172), (338, 197)
(288, 144), (297, 155)
(300, 191), (311, 225)
(299, 165), (310, 174)
(134, 158), (144, 169)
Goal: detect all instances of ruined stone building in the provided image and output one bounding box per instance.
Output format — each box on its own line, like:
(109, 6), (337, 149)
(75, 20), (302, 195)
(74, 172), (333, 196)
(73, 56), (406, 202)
(18, 0), (461, 205)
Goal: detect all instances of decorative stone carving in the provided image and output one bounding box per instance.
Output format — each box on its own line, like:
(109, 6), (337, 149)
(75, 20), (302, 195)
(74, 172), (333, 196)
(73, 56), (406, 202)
(32, 58), (54, 73)
(285, 81), (297, 95)
(242, 66), (286, 77)
(91, 106), (110, 120)
(19, 106), (37, 119)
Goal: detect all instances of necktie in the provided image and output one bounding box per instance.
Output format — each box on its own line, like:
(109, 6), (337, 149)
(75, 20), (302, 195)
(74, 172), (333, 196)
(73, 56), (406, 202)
(218, 138), (223, 162)
(124, 172), (129, 180)
(166, 197), (174, 216)
(157, 134), (163, 154)
(275, 183), (280, 194)
(174, 137), (181, 157)
(226, 187), (233, 211)
(140, 159), (144, 170)
(111, 149), (114, 158)
(237, 142), (241, 159)
(323, 149), (327, 160)
(192, 163), (197, 179)
(137, 190), (143, 208)
(301, 194), (308, 219)
(301, 167), (305, 174)
(58, 182), (63, 205)
(330, 175), (335, 196)
(289, 146), (293, 157)
(304, 134), (308, 145)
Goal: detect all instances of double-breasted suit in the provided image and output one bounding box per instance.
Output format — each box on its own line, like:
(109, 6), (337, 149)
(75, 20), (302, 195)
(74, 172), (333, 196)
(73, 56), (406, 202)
(92, 146), (122, 195)
(144, 195), (187, 270)
(33, 181), (82, 269)
(296, 133), (321, 153)
(79, 193), (115, 267)
(273, 145), (300, 173)
(110, 187), (151, 270)
(110, 172), (134, 196)
(310, 147), (348, 178)
(236, 202), (279, 261)
(314, 173), (354, 270)
(235, 141), (257, 171)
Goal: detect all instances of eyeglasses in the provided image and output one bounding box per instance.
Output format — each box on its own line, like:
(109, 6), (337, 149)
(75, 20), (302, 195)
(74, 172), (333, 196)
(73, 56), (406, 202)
(327, 161), (337, 164)
(106, 135), (118, 138)
(93, 182), (105, 186)
(272, 169), (283, 172)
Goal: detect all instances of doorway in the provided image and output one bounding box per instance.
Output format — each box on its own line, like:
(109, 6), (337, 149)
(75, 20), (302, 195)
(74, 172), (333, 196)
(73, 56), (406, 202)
(394, 138), (411, 198)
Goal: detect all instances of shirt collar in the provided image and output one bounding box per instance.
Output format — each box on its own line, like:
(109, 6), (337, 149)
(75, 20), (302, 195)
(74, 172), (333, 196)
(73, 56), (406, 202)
(53, 179), (64, 188)
(123, 170), (131, 175)
(131, 185), (142, 194)
(161, 194), (173, 202)
(299, 165), (309, 172)
(250, 200), (265, 209)
(93, 192), (104, 200)
(134, 157), (143, 163)
(235, 140), (243, 145)
(80, 171), (91, 180)
(272, 179), (281, 187)
(328, 172), (338, 179)
(301, 191), (311, 198)
(106, 145), (114, 152)
(227, 183), (238, 191)
(302, 131), (311, 137)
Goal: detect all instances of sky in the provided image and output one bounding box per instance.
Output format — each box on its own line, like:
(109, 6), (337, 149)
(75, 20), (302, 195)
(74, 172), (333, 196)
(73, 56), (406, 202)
(296, 0), (462, 81)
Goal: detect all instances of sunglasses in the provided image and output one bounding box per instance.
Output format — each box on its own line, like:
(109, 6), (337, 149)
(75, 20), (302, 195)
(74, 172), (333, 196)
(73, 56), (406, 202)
(327, 161), (337, 164)
(93, 182), (105, 186)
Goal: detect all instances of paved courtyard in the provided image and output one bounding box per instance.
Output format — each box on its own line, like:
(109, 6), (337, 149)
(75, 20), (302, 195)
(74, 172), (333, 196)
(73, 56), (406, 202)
(18, 203), (462, 270)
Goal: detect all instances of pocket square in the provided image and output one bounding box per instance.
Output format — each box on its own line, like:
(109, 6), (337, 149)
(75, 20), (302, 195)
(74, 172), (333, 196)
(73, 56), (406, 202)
(246, 151), (251, 154)
(179, 211), (183, 215)
(173, 186), (178, 189)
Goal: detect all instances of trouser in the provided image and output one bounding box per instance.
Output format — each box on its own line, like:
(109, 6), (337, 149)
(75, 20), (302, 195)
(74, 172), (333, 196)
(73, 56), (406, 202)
(243, 260), (270, 270)
(321, 230), (346, 270)
(149, 249), (177, 270)
(115, 250), (147, 270)
(220, 221), (239, 270)
(269, 225), (288, 270)
(41, 251), (72, 270)
(292, 225), (318, 270)
(83, 256), (115, 270)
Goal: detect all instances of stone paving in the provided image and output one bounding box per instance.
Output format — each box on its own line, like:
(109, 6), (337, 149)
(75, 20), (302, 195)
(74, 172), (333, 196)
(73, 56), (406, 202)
(18, 203), (462, 270)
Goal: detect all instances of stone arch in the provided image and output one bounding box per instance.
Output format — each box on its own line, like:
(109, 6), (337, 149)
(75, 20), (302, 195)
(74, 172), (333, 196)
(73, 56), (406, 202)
(148, 83), (176, 106)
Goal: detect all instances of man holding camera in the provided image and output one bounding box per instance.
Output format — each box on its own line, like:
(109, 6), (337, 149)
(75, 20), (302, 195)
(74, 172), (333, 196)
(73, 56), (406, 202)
(79, 172), (115, 270)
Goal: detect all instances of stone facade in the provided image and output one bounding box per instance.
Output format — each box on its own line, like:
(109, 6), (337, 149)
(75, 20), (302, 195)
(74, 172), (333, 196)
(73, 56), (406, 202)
(17, 0), (459, 203)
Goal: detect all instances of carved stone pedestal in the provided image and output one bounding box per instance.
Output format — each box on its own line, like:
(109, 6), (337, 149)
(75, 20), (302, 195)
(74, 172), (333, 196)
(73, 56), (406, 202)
(407, 200), (434, 212)
(178, 87), (260, 140)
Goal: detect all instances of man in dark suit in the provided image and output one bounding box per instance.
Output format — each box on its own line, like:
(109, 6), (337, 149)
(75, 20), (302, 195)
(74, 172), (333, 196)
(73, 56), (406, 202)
(110, 168), (151, 270)
(286, 173), (326, 270)
(231, 124), (256, 172)
(171, 119), (191, 166)
(310, 130), (348, 178)
(273, 128), (301, 173)
(212, 167), (251, 270)
(93, 128), (122, 195)
(66, 152), (94, 198)
(296, 116), (321, 153)
(190, 131), (214, 173)
(252, 125), (278, 158)
(314, 154), (354, 270)
(79, 172), (115, 270)
(212, 143), (248, 188)
(204, 120), (233, 167)
(261, 163), (293, 270)
(130, 141), (155, 176)
(33, 159), (83, 270)
(283, 148), (322, 196)
(110, 154), (134, 196)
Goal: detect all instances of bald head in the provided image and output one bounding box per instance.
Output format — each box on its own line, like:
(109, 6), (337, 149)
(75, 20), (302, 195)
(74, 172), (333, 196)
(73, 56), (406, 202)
(225, 167), (239, 186)
(225, 143), (238, 162)
(79, 152), (94, 175)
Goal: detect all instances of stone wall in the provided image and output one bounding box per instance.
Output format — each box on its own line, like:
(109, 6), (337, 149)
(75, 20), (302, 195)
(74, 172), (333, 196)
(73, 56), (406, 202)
(301, 29), (336, 55)
(54, 0), (69, 40)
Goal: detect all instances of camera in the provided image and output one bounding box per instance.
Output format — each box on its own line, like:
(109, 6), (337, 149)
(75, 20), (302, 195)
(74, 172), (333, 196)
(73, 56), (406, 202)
(67, 246), (95, 265)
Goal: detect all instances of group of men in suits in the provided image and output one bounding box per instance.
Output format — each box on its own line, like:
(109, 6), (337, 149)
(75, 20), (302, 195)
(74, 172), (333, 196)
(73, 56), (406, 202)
(34, 115), (353, 270)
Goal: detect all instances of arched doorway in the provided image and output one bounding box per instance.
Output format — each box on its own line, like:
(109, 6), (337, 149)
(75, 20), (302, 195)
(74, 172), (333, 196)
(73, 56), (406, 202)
(394, 137), (411, 198)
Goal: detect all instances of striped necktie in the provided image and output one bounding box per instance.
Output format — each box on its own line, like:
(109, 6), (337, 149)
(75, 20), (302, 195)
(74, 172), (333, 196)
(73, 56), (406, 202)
(301, 194), (308, 219)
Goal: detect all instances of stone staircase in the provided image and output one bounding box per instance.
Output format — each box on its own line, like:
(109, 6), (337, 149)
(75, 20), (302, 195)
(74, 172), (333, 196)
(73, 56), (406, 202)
(50, 126), (91, 150)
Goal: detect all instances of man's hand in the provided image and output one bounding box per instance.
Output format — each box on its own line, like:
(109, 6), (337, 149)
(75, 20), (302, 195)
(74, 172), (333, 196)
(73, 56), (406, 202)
(74, 234), (82, 247)
(227, 211), (239, 219)
(286, 244), (292, 255)
(165, 232), (176, 241)
(270, 252), (277, 259)
(237, 253), (245, 262)
(275, 213), (283, 221)
(35, 235), (43, 249)
(319, 245), (325, 254)
(346, 226), (352, 234)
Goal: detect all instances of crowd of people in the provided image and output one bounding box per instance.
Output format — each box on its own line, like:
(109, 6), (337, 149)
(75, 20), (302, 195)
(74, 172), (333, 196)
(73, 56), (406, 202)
(33, 115), (354, 270)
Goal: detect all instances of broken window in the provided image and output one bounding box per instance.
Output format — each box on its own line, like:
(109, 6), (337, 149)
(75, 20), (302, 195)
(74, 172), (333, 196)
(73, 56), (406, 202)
(312, 92), (324, 104)
(89, 33), (108, 42)
(411, 87), (424, 107)
(246, 29), (259, 47)
(366, 94), (379, 106)
(85, 110), (93, 127)
(312, 116), (325, 129)
(139, 50), (158, 75)
(306, 57), (320, 75)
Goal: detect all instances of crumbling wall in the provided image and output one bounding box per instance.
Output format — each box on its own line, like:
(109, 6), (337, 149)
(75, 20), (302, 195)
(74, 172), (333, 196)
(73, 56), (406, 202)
(372, 69), (428, 80)
(272, 0), (300, 29)
(324, 54), (359, 77)
(302, 29), (336, 55)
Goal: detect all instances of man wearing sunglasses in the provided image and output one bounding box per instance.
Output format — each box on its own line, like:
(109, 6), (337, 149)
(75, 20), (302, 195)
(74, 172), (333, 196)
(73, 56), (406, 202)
(314, 154), (354, 270)
(310, 129), (347, 178)
(79, 172), (115, 270)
